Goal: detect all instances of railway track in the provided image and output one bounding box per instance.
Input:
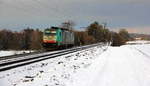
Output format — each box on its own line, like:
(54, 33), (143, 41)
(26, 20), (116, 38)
(0, 43), (104, 72)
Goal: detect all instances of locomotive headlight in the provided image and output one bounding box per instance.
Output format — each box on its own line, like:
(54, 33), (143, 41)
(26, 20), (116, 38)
(43, 36), (48, 40)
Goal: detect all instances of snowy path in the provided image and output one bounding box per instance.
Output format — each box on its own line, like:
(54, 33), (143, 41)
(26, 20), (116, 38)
(73, 45), (150, 86)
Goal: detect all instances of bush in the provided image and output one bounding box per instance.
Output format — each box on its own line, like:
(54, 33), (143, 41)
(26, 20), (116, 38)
(111, 32), (126, 46)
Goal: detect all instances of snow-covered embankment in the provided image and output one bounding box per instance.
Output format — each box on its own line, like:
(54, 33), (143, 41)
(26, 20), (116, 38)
(72, 44), (150, 86)
(0, 45), (107, 86)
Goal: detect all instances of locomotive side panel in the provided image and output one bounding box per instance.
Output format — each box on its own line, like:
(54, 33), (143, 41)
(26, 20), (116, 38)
(61, 30), (74, 45)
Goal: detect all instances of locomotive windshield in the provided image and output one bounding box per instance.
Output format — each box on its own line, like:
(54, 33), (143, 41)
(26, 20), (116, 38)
(44, 30), (56, 36)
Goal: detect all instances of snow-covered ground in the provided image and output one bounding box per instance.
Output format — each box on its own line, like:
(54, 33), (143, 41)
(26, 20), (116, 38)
(126, 40), (150, 44)
(0, 43), (150, 86)
(0, 45), (107, 86)
(72, 44), (150, 86)
(0, 51), (34, 57)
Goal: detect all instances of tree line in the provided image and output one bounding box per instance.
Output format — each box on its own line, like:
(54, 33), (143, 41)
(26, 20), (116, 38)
(74, 21), (132, 46)
(0, 28), (43, 50)
(0, 21), (132, 50)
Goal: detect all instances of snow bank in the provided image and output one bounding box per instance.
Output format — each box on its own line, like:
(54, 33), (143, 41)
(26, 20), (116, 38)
(0, 45), (107, 86)
(72, 44), (150, 86)
(0, 51), (34, 57)
(126, 40), (150, 44)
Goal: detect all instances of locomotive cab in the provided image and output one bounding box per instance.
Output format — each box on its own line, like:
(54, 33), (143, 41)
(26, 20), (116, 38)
(43, 29), (57, 43)
(43, 28), (57, 47)
(43, 27), (62, 48)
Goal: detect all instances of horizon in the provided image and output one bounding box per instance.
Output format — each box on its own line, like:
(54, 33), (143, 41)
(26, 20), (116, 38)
(0, 25), (150, 35)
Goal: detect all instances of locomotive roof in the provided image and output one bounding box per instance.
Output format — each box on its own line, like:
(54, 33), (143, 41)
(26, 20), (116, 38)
(51, 26), (69, 31)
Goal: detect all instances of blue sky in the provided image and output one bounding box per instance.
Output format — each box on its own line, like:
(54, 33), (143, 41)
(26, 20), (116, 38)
(0, 0), (150, 34)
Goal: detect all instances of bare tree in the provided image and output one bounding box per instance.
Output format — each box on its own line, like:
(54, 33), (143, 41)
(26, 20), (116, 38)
(30, 29), (43, 50)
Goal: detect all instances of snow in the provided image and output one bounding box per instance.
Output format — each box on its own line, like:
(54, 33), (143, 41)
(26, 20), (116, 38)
(72, 44), (150, 86)
(0, 51), (34, 57)
(126, 40), (150, 44)
(0, 45), (107, 86)
(0, 43), (150, 86)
